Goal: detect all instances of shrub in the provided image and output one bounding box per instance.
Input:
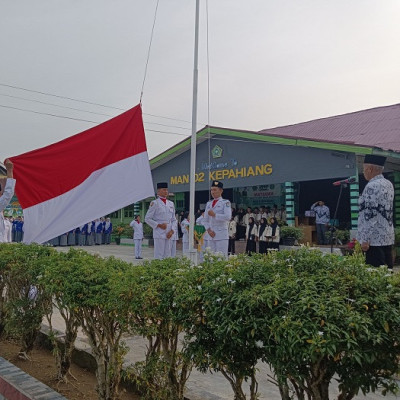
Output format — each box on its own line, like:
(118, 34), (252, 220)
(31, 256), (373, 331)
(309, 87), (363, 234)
(40, 250), (81, 381)
(0, 243), (53, 359)
(280, 226), (303, 240)
(245, 249), (400, 399)
(123, 257), (193, 400)
(55, 249), (132, 400)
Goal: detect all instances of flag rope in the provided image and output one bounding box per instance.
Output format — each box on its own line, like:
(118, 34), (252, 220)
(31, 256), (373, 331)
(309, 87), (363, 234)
(140, 0), (160, 104)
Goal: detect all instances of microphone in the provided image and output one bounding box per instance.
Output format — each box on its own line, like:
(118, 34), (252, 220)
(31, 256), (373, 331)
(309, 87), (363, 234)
(332, 176), (357, 186)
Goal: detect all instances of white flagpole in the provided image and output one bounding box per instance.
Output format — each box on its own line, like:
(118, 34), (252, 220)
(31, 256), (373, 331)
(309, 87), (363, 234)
(188, 0), (200, 264)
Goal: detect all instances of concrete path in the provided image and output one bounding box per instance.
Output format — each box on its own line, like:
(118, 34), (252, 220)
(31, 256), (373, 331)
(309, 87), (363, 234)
(48, 243), (399, 399)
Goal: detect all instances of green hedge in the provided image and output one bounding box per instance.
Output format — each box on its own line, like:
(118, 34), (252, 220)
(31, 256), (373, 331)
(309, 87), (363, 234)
(1, 244), (400, 400)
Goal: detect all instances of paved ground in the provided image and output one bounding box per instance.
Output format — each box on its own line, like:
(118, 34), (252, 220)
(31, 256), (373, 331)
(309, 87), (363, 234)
(49, 243), (399, 400)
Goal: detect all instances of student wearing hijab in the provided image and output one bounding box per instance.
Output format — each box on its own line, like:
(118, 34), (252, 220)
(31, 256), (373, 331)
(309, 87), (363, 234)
(266, 217), (280, 251)
(104, 218), (113, 244)
(245, 216), (258, 255)
(257, 217), (268, 254)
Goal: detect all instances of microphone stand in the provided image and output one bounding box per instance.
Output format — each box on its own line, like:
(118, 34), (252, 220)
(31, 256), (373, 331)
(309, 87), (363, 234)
(330, 183), (347, 253)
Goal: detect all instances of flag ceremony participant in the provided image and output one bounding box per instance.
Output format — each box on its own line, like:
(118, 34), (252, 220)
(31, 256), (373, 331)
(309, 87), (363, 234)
(4, 217), (12, 243)
(228, 215), (237, 255)
(9, 104), (154, 245)
(95, 218), (103, 245)
(203, 181), (232, 258)
(130, 215), (144, 259)
(87, 221), (95, 246)
(15, 216), (24, 243)
(180, 211), (190, 256)
(0, 159), (16, 243)
(59, 231), (68, 246)
(145, 182), (177, 260)
(67, 228), (75, 246)
(104, 218), (112, 244)
(79, 223), (87, 246)
(357, 155), (394, 269)
(170, 216), (179, 257)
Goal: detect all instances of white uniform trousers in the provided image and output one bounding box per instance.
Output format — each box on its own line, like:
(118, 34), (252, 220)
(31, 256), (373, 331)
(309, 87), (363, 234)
(95, 233), (102, 245)
(208, 239), (229, 259)
(182, 241), (189, 256)
(134, 239), (142, 258)
(170, 240), (177, 257)
(153, 238), (172, 260)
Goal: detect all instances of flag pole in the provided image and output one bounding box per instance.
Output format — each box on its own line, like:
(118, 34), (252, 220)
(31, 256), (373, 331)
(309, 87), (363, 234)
(188, 0), (200, 265)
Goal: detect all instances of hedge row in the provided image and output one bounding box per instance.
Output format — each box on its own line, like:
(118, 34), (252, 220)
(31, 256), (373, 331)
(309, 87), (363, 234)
(1, 243), (400, 400)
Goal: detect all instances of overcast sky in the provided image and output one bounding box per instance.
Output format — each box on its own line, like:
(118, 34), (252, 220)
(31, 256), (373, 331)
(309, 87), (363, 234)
(1, 0), (399, 162)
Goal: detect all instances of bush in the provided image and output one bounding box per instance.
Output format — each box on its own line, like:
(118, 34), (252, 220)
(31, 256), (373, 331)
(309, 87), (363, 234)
(280, 226), (303, 240)
(325, 228), (350, 244)
(114, 223), (133, 238)
(2, 244), (400, 400)
(0, 243), (53, 359)
(239, 249), (400, 399)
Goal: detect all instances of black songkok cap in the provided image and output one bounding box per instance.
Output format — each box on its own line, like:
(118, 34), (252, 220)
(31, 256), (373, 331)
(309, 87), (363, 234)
(364, 155), (386, 166)
(157, 182), (168, 189)
(211, 180), (223, 188)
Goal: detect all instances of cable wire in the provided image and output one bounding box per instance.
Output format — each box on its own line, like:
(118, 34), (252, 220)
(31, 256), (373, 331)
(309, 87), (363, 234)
(0, 104), (100, 124)
(0, 83), (124, 110)
(0, 92), (114, 117)
(0, 82), (205, 125)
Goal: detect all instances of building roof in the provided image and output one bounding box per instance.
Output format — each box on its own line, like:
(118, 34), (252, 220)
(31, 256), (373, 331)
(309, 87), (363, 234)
(258, 103), (400, 153)
(151, 103), (400, 170)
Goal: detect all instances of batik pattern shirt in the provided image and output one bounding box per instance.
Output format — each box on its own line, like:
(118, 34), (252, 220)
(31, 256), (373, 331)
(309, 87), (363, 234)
(357, 174), (394, 246)
(310, 204), (330, 224)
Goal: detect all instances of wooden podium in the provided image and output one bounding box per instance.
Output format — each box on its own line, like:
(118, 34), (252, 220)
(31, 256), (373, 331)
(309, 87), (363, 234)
(298, 225), (317, 245)
(295, 216), (317, 244)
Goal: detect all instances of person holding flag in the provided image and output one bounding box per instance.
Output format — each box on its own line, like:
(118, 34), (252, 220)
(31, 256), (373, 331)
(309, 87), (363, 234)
(9, 104), (154, 245)
(0, 159), (15, 243)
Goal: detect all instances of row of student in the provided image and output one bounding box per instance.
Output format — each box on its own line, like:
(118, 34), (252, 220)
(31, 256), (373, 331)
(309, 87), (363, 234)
(47, 218), (113, 246)
(244, 216), (280, 255)
(235, 205), (287, 224)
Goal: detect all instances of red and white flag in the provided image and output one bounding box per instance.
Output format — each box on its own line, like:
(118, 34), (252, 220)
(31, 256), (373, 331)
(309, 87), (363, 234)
(10, 104), (154, 244)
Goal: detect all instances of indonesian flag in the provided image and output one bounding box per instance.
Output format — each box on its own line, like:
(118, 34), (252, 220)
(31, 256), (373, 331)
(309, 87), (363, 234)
(10, 104), (154, 244)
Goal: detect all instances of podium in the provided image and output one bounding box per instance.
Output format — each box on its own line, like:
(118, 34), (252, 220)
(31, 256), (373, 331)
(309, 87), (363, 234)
(295, 216), (317, 244)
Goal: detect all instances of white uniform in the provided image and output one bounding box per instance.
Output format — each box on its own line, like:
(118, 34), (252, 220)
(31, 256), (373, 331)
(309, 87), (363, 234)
(3, 218), (12, 242)
(202, 197), (232, 258)
(0, 178), (16, 243)
(265, 225), (280, 244)
(181, 218), (190, 255)
(170, 219), (179, 257)
(145, 197), (176, 260)
(242, 212), (255, 226)
(130, 220), (144, 259)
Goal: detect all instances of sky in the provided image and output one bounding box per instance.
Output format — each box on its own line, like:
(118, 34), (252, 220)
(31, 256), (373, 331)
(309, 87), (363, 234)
(1, 0), (400, 163)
